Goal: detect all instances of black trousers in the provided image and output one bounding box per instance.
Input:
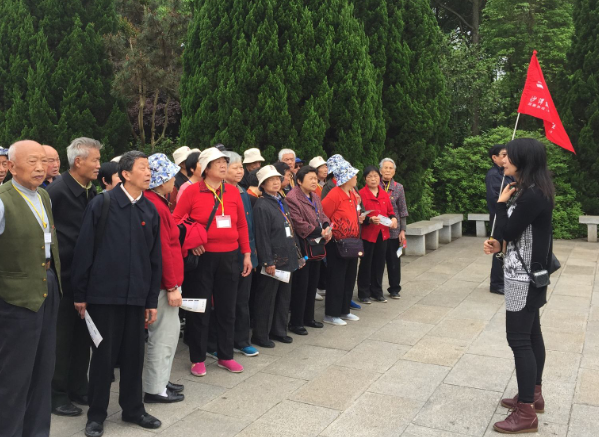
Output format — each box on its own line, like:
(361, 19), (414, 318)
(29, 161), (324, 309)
(385, 237), (402, 294)
(208, 269), (253, 351)
(183, 250), (239, 362)
(489, 213), (505, 290)
(52, 293), (91, 408)
(506, 305), (546, 404)
(0, 269), (59, 437)
(357, 232), (387, 299)
(289, 259), (320, 327)
(325, 241), (358, 317)
(252, 271), (291, 342)
(87, 304), (146, 423)
(318, 259), (327, 290)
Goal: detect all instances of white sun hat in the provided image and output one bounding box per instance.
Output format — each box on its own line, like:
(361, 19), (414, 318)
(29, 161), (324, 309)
(257, 165), (283, 187)
(243, 148), (265, 164)
(308, 156), (327, 169)
(198, 147), (229, 177)
(173, 146), (191, 166)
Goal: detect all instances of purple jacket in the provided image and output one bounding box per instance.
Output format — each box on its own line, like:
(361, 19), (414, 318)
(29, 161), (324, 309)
(380, 179), (409, 239)
(286, 186), (330, 239)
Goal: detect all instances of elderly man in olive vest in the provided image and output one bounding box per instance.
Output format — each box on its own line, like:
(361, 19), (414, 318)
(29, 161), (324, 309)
(0, 140), (61, 437)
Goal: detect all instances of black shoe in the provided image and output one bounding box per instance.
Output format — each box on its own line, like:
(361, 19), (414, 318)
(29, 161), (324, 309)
(288, 325), (308, 335)
(271, 334), (293, 344)
(389, 292), (400, 299)
(358, 297), (372, 304)
(490, 287), (505, 295)
(144, 389), (184, 404)
(167, 381), (184, 393)
(305, 320), (324, 328)
(52, 403), (82, 417)
(372, 295), (388, 303)
(252, 337), (275, 348)
(70, 394), (89, 406)
(122, 413), (162, 429)
(85, 421), (104, 437)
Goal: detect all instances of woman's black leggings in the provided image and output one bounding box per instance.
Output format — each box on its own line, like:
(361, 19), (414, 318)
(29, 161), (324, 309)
(505, 307), (545, 403)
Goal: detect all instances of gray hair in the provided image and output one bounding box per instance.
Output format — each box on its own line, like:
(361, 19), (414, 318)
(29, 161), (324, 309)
(7, 145), (16, 161)
(379, 157), (396, 170)
(278, 148), (296, 161)
(67, 137), (103, 167)
(223, 151), (242, 165)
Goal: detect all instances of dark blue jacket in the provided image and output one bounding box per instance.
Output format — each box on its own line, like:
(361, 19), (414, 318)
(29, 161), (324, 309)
(486, 164), (514, 218)
(238, 186), (258, 268)
(71, 184), (162, 308)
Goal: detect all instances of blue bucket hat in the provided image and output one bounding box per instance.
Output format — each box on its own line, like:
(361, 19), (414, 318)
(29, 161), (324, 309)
(326, 154), (345, 175)
(148, 153), (179, 189)
(332, 156), (359, 185)
(0, 147), (8, 156)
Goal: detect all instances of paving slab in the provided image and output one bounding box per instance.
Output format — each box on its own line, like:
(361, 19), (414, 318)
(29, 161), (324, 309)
(160, 410), (250, 437)
(429, 318), (487, 342)
(444, 354), (513, 392)
(261, 344), (347, 381)
(403, 336), (469, 367)
(372, 319), (435, 346)
(567, 404), (599, 437)
(400, 304), (453, 325)
(335, 339), (410, 373)
(574, 368), (599, 406)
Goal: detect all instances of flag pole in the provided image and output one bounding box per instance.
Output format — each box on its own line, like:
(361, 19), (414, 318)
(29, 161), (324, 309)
(490, 112), (521, 238)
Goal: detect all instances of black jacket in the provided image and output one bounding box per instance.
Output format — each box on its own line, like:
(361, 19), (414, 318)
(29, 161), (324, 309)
(486, 164), (514, 217)
(71, 185), (162, 308)
(253, 194), (301, 272)
(47, 171), (97, 296)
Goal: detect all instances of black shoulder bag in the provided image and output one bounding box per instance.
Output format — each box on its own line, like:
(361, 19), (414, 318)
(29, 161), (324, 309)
(513, 232), (561, 288)
(334, 192), (364, 258)
(179, 192), (220, 272)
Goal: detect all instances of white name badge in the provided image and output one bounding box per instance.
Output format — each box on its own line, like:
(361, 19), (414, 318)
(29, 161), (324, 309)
(44, 232), (52, 245)
(285, 225), (292, 238)
(215, 215), (232, 228)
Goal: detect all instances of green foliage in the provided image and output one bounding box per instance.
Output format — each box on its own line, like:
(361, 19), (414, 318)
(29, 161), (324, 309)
(562, 0), (599, 214)
(433, 127), (585, 239)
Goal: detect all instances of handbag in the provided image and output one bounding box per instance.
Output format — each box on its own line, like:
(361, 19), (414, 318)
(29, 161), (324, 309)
(302, 237), (326, 260)
(513, 232), (560, 288)
(335, 238), (364, 258)
(179, 193), (220, 272)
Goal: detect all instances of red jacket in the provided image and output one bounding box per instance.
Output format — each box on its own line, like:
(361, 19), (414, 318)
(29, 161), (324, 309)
(173, 180), (250, 254)
(322, 187), (360, 240)
(358, 186), (395, 243)
(145, 190), (184, 290)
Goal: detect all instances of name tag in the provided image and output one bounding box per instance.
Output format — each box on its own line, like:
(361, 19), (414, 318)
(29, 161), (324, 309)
(215, 215), (232, 229)
(44, 232), (52, 245)
(285, 224), (292, 238)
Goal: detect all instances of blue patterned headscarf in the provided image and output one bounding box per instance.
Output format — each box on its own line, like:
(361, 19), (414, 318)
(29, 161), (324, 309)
(148, 153), (179, 189)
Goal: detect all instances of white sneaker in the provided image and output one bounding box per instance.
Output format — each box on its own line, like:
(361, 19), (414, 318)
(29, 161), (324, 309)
(340, 313), (360, 321)
(323, 315), (347, 326)
(317, 289), (326, 296)
(315, 293), (324, 301)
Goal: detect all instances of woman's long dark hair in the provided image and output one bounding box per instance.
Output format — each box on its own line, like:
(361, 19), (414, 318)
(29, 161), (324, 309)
(505, 138), (555, 204)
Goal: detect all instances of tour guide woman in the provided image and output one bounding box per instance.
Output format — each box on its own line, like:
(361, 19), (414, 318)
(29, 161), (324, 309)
(173, 147), (252, 377)
(286, 165), (332, 335)
(321, 155), (364, 326)
(483, 138), (553, 434)
(252, 165), (303, 347)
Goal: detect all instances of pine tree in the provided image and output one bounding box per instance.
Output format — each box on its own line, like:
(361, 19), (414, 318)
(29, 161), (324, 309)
(563, 0), (599, 214)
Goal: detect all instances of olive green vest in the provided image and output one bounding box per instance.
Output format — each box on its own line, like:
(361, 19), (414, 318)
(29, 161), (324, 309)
(0, 181), (62, 311)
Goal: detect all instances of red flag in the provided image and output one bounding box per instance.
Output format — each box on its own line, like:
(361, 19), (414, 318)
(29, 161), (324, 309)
(517, 51), (575, 154)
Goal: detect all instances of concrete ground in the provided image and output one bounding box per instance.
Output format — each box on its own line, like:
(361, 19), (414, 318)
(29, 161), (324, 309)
(51, 236), (599, 437)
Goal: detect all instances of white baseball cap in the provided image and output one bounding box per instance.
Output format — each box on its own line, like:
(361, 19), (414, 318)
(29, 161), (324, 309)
(173, 146), (191, 166)
(308, 156), (327, 169)
(198, 147), (229, 177)
(257, 165), (283, 187)
(243, 148), (265, 164)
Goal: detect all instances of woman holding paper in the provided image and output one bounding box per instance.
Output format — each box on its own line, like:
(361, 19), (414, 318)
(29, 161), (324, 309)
(286, 165), (332, 335)
(357, 166), (397, 304)
(252, 165), (303, 348)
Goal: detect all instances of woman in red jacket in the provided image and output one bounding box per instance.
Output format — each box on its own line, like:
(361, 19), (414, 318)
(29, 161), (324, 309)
(173, 148), (252, 377)
(357, 166), (397, 303)
(143, 153), (189, 404)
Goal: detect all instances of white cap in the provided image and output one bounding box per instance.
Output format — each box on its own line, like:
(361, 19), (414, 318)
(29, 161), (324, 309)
(198, 147), (228, 177)
(243, 148), (265, 164)
(308, 156), (327, 169)
(111, 155), (122, 163)
(257, 165), (283, 187)
(173, 146), (191, 166)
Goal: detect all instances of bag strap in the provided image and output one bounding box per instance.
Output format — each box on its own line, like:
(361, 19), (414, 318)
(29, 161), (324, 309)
(204, 184), (221, 231)
(94, 191), (111, 258)
(513, 240), (534, 281)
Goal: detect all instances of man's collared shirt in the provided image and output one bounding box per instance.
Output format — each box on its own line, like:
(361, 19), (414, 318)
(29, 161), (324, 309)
(120, 184), (143, 204)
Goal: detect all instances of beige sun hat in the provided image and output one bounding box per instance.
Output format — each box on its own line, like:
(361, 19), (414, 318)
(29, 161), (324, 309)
(173, 146), (191, 166)
(257, 165), (283, 187)
(243, 148), (265, 164)
(198, 147), (229, 176)
(308, 156), (327, 169)
(110, 155), (122, 163)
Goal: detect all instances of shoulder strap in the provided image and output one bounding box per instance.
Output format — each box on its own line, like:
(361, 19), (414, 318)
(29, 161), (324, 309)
(204, 183), (221, 232)
(94, 191), (111, 258)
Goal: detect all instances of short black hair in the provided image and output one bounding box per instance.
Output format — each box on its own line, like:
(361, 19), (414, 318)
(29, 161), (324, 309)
(363, 165), (380, 179)
(247, 168), (260, 187)
(98, 162), (118, 189)
(273, 161), (290, 175)
(488, 144), (506, 160)
(296, 165), (317, 183)
(118, 151), (147, 182)
(185, 151), (200, 174)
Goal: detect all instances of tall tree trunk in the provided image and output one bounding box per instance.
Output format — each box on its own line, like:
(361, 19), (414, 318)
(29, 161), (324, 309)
(150, 89), (159, 152)
(160, 95), (170, 142)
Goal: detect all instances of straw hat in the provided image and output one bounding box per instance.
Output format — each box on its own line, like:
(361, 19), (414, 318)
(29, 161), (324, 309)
(257, 165), (283, 187)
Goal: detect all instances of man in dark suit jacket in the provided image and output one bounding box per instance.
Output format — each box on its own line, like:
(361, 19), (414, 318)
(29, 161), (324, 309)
(485, 144), (514, 294)
(48, 137), (102, 417)
(72, 151), (162, 437)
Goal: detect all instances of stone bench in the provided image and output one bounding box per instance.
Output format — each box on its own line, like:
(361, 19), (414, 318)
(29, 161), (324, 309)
(468, 213), (490, 237)
(405, 220), (444, 256)
(579, 216), (599, 242)
(431, 214), (464, 244)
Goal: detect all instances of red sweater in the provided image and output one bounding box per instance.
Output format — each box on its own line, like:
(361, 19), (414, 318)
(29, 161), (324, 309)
(145, 190), (184, 290)
(173, 180), (250, 253)
(358, 186), (395, 243)
(322, 186), (360, 240)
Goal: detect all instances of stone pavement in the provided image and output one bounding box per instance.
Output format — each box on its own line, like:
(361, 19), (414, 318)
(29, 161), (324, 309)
(51, 236), (599, 437)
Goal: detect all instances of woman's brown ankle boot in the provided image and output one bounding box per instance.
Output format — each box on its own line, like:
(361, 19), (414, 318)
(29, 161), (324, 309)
(500, 385), (544, 413)
(493, 402), (538, 434)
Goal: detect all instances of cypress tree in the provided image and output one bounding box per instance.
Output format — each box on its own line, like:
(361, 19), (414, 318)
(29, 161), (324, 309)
(563, 0), (599, 214)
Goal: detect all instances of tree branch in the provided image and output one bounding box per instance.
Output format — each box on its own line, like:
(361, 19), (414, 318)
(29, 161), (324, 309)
(434, 1), (474, 31)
